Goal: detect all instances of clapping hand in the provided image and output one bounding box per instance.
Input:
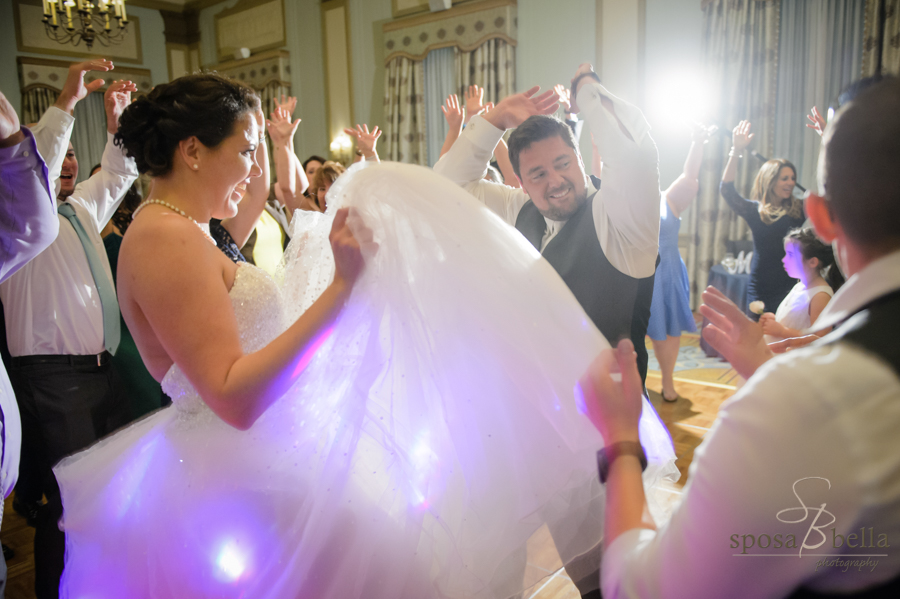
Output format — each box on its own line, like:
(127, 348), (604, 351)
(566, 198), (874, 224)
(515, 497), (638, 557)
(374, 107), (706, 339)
(343, 124), (382, 159)
(104, 79), (137, 134)
(57, 59), (115, 115)
(731, 120), (754, 152)
(0, 90), (23, 147)
(267, 106), (301, 148)
(483, 86), (558, 131)
(806, 106), (827, 137)
(699, 286), (773, 379)
(441, 94), (464, 132)
(579, 339), (643, 445)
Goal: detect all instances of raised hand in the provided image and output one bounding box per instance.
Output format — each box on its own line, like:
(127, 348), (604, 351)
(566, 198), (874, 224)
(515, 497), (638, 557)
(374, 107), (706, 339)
(483, 86), (559, 131)
(0, 90), (23, 147)
(274, 94), (298, 119)
(267, 106), (301, 148)
(699, 286), (772, 379)
(56, 58), (115, 115)
(806, 106), (826, 137)
(343, 124), (382, 159)
(579, 339), (643, 444)
(104, 79), (137, 134)
(441, 94), (464, 132)
(554, 84), (572, 114)
(464, 85), (489, 123)
(731, 120), (754, 152)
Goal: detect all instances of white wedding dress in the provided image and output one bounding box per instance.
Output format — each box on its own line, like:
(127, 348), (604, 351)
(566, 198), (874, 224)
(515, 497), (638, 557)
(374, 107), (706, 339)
(55, 162), (678, 598)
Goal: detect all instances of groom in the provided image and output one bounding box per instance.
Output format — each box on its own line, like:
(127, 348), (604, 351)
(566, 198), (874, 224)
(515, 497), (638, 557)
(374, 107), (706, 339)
(435, 64), (661, 598)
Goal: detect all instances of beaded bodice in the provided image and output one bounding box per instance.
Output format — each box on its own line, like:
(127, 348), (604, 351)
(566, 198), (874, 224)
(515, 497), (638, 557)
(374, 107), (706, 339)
(161, 263), (284, 417)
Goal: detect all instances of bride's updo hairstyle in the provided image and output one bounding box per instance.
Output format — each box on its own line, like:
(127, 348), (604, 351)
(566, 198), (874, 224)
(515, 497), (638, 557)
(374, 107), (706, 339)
(115, 73), (260, 177)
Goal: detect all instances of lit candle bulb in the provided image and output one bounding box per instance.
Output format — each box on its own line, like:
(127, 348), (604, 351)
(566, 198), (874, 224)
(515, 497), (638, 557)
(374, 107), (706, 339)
(120, 0), (126, 22)
(64, 0), (74, 28)
(49, 0), (58, 25)
(42, 0), (49, 15)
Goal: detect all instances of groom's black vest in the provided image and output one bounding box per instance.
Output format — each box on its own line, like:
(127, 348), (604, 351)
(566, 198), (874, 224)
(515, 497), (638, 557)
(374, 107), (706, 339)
(513, 186), (644, 352)
(786, 288), (900, 599)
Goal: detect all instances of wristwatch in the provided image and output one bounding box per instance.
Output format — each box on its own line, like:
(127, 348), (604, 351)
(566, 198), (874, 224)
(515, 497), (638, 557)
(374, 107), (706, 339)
(597, 442), (647, 484)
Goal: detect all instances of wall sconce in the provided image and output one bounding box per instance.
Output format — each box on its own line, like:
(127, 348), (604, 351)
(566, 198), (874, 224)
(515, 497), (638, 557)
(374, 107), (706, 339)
(329, 132), (353, 166)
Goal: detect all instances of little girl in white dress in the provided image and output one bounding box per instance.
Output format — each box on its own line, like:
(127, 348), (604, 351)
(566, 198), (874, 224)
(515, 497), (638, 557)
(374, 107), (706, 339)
(760, 228), (844, 341)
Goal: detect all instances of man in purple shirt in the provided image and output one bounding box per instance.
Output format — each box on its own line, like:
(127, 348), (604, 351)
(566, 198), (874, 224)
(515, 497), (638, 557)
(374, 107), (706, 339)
(0, 87), (60, 595)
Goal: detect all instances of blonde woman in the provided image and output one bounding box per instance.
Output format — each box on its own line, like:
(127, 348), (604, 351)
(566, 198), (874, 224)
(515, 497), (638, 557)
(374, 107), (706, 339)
(720, 120), (806, 318)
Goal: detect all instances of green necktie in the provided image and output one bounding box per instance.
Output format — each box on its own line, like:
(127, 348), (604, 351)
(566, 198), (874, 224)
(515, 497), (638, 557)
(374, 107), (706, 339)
(57, 202), (120, 355)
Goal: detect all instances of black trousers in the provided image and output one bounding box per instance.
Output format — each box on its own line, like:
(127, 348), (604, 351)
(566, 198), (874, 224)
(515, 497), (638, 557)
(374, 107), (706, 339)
(9, 355), (129, 599)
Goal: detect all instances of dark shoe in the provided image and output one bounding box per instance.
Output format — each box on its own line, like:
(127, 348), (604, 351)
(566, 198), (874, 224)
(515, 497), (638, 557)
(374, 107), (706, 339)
(12, 495), (41, 527)
(2, 543), (13, 561)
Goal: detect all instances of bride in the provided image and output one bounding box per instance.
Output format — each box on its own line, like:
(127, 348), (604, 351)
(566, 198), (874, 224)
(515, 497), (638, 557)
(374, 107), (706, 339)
(55, 73), (677, 598)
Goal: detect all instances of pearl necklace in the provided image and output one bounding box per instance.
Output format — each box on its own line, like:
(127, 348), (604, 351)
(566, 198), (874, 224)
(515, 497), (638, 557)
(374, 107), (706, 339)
(132, 199), (217, 246)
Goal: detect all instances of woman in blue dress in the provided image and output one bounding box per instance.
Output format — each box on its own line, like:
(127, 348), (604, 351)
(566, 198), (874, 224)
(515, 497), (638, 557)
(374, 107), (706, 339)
(647, 126), (707, 402)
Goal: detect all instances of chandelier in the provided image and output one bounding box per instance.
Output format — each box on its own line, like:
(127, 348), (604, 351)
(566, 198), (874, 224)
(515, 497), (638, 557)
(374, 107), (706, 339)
(42, 0), (129, 51)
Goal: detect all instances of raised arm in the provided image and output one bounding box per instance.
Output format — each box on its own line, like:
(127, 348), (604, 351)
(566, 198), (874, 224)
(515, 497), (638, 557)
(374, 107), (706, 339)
(67, 80), (139, 229)
(492, 137), (521, 188)
(664, 125), (709, 218)
(572, 64), (660, 278)
(267, 105), (304, 219)
(223, 109), (271, 247)
(30, 59), (112, 189)
(434, 86), (557, 224)
(439, 94), (464, 159)
(722, 119), (754, 184)
(0, 90), (59, 282)
(344, 124), (381, 163)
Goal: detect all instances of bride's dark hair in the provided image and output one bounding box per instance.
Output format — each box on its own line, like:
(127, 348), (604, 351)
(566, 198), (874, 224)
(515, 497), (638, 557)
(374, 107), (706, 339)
(115, 73), (260, 177)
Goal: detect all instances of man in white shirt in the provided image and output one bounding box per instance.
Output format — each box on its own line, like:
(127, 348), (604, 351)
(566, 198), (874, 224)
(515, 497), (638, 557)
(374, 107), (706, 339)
(434, 64), (660, 389)
(582, 78), (900, 598)
(434, 64), (660, 599)
(0, 63), (137, 598)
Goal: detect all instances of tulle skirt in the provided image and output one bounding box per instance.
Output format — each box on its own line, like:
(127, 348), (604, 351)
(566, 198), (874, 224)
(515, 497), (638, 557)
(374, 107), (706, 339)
(55, 162), (678, 598)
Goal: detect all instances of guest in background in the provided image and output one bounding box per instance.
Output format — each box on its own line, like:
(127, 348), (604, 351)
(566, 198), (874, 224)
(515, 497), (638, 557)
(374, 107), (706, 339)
(310, 160), (346, 212)
(720, 120), (805, 319)
(647, 125), (708, 402)
(0, 86), (60, 595)
(759, 227), (843, 342)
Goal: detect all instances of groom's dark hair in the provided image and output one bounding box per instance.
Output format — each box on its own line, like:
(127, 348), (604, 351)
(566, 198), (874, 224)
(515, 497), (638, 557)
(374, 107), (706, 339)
(822, 77), (900, 251)
(508, 115), (580, 179)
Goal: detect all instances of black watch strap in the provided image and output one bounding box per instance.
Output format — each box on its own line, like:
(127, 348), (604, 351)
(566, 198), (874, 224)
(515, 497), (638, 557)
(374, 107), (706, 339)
(597, 441), (647, 484)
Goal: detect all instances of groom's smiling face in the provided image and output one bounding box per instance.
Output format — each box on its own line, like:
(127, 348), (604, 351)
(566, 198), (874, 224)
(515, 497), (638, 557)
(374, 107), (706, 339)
(516, 134), (588, 221)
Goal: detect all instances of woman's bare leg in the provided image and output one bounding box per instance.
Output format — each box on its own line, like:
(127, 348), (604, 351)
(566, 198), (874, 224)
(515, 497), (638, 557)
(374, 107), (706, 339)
(651, 335), (682, 401)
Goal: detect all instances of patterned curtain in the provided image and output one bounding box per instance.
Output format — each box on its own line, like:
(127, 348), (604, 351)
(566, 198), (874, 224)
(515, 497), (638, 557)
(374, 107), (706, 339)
(21, 86), (60, 125)
(383, 56), (427, 165)
(454, 38), (516, 106)
(773, 0), (865, 192)
(862, 0), (900, 76)
(685, 0), (780, 308)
